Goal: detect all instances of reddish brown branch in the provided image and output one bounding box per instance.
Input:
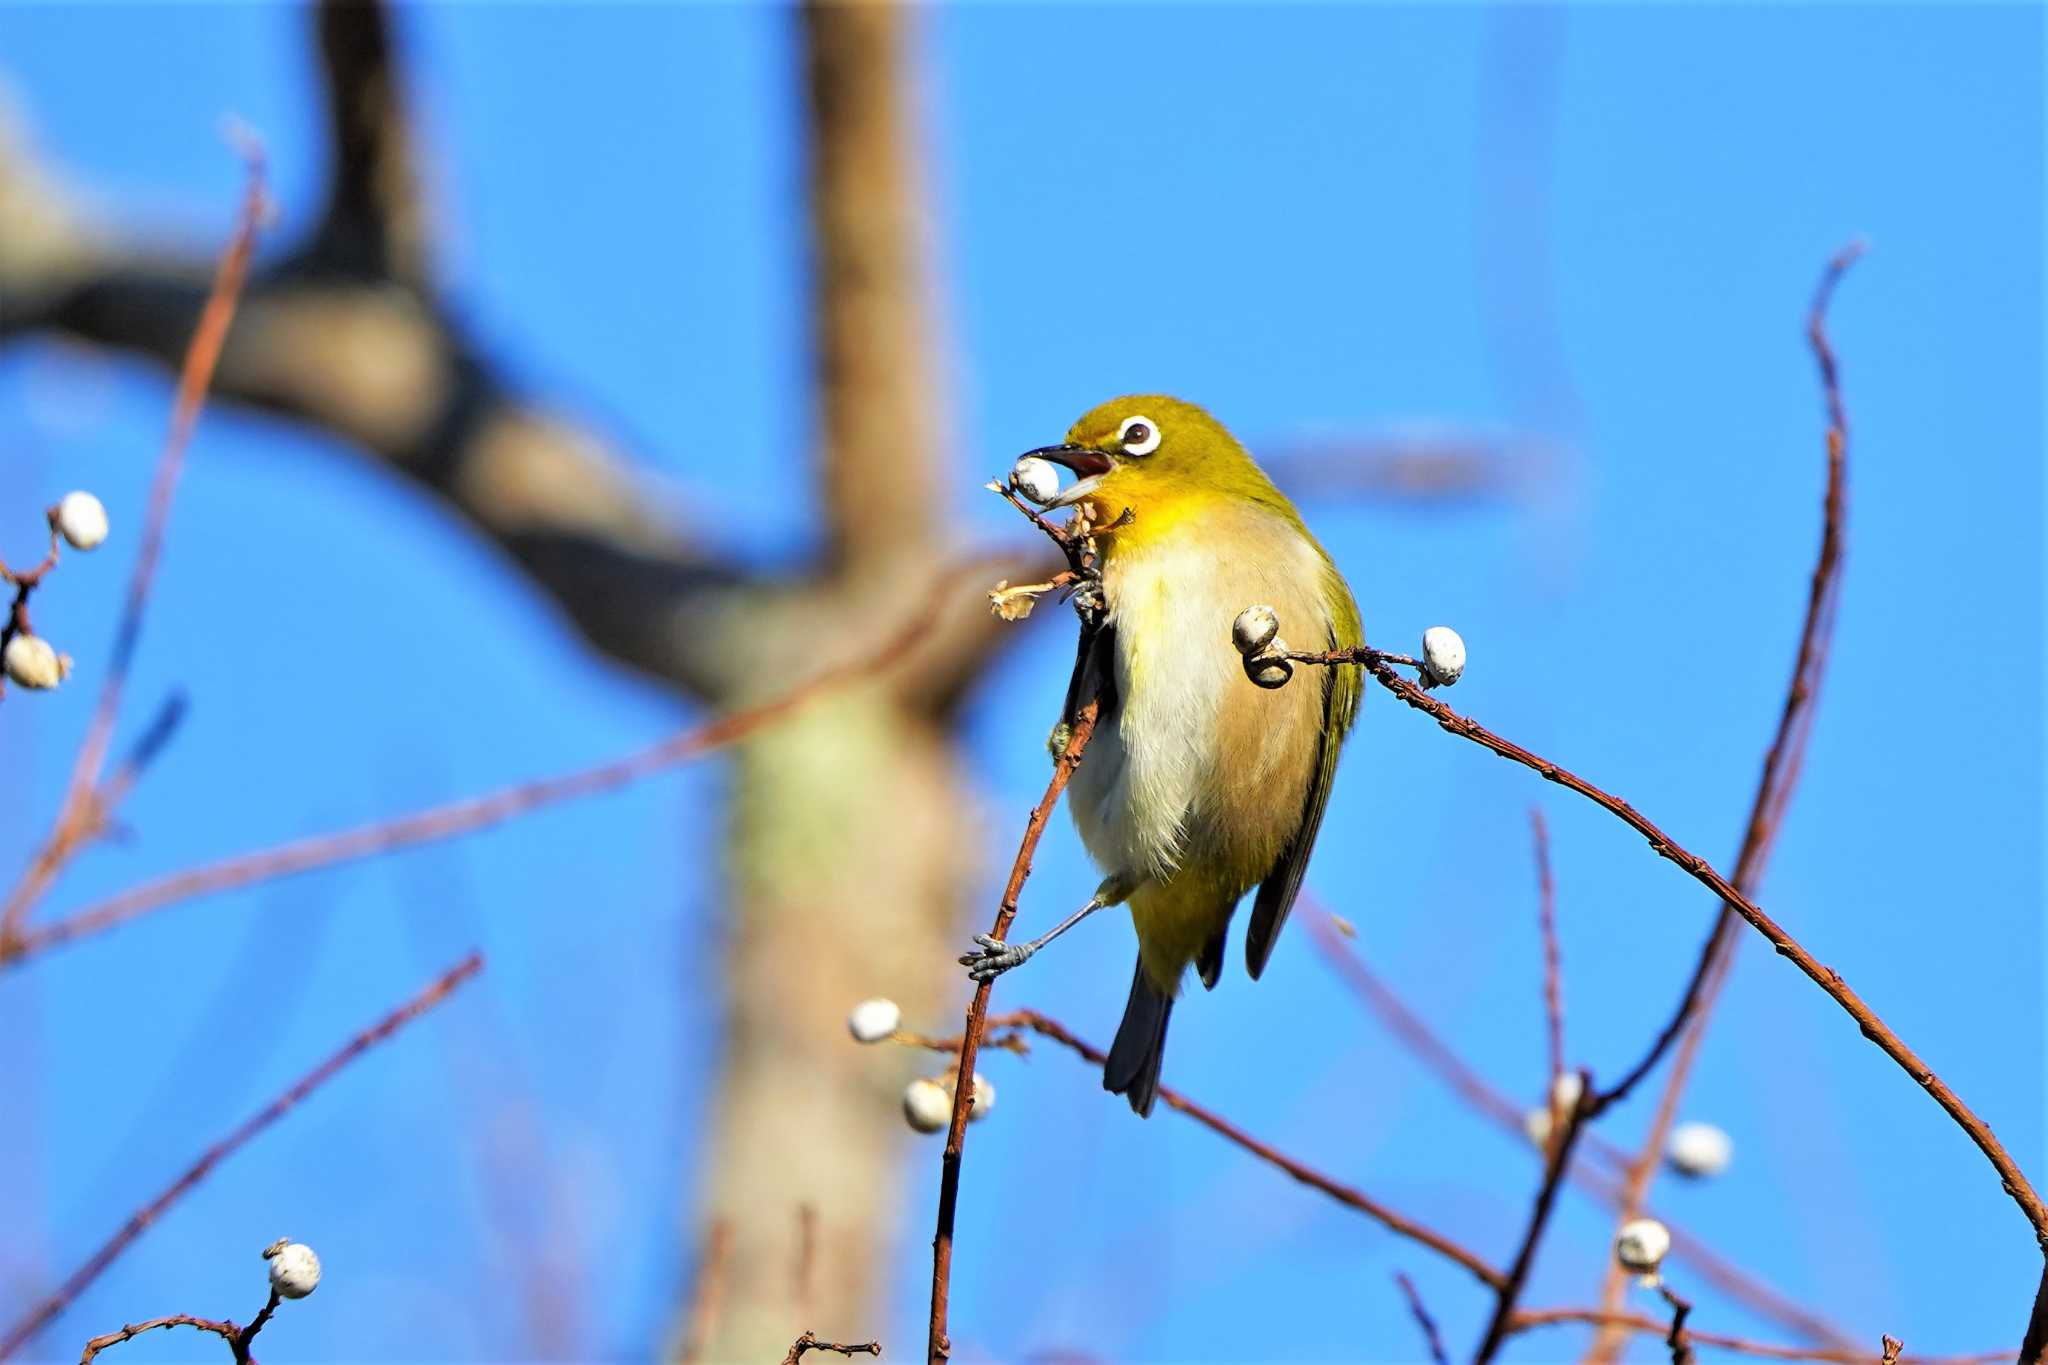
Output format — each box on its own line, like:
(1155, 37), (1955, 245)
(1, 564), (978, 967)
(0, 954), (482, 1359)
(926, 676), (1102, 1364)
(1586, 241), (1863, 1359)
(1394, 1272), (1450, 1365)
(0, 150), (269, 948)
(1531, 807), (1565, 1087)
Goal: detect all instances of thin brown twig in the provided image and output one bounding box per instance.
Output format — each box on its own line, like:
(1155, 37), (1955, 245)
(926, 682), (1102, 1364)
(77, 1313), (238, 1365)
(1, 561), (986, 967)
(0, 954), (483, 1359)
(1662, 1283), (1700, 1365)
(1531, 806), (1564, 1088)
(0, 150), (269, 948)
(1394, 1272), (1450, 1365)
(1585, 240), (1863, 1360)
(1474, 1070), (1594, 1361)
(1508, 1309), (2008, 1365)
(675, 1220), (733, 1365)
(1303, 910), (1859, 1351)
(782, 1331), (880, 1365)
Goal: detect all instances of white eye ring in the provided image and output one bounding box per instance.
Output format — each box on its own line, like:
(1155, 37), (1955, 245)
(1118, 414), (1161, 456)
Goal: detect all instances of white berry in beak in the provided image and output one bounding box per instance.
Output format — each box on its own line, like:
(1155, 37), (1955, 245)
(1008, 456), (1062, 506)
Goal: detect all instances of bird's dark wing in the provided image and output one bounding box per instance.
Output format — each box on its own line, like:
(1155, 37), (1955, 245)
(1063, 617), (1119, 729)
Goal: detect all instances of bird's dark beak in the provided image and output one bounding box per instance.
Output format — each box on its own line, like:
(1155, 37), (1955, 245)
(1021, 442), (1114, 480)
(1018, 442), (1115, 508)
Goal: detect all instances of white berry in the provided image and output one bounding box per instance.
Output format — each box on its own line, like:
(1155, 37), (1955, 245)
(1008, 456), (1062, 506)
(967, 1072), (995, 1121)
(846, 997), (901, 1044)
(903, 1078), (952, 1134)
(1521, 1107), (1552, 1146)
(4, 634), (65, 690)
(1550, 1071), (1584, 1113)
(1666, 1120), (1733, 1178)
(265, 1241), (321, 1299)
(1421, 626), (1466, 686)
(1231, 605), (1280, 656)
(53, 491), (108, 551)
(1615, 1218), (1671, 1277)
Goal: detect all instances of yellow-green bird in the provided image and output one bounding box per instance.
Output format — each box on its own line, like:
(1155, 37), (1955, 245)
(965, 395), (1363, 1115)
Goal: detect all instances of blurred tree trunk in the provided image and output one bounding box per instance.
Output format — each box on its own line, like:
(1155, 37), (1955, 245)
(0, 1), (1001, 1357)
(680, 9), (972, 1354)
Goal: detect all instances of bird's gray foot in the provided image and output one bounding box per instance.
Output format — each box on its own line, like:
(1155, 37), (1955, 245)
(959, 933), (1036, 982)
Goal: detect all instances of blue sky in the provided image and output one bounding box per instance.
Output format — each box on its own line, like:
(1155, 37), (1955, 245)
(0, 5), (2041, 1362)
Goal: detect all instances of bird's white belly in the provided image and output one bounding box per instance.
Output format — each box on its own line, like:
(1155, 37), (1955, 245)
(1069, 516), (1329, 886)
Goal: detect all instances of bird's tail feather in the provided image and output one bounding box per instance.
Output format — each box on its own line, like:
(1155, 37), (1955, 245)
(1104, 961), (1173, 1117)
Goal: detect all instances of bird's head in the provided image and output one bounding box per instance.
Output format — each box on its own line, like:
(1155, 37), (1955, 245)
(1019, 395), (1289, 537)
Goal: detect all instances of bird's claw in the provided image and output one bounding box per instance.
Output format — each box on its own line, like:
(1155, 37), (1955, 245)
(959, 933), (1035, 982)
(1068, 579), (1106, 622)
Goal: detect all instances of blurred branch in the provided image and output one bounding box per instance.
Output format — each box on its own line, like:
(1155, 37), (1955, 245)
(1508, 1309), (2008, 1365)
(1394, 1272), (1450, 1365)
(1586, 241), (1862, 1359)
(0, 562), (981, 967)
(1305, 911), (1859, 1350)
(1473, 1071), (1593, 1361)
(1263, 427), (1550, 511)
(0, 3), (749, 701)
(1531, 807), (1564, 1088)
(675, 1221), (733, 1365)
(0, 157), (266, 951)
(310, 0), (426, 283)
(0, 954), (482, 1359)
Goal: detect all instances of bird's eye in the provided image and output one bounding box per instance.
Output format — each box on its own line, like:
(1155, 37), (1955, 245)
(1118, 415), (1161, 456)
